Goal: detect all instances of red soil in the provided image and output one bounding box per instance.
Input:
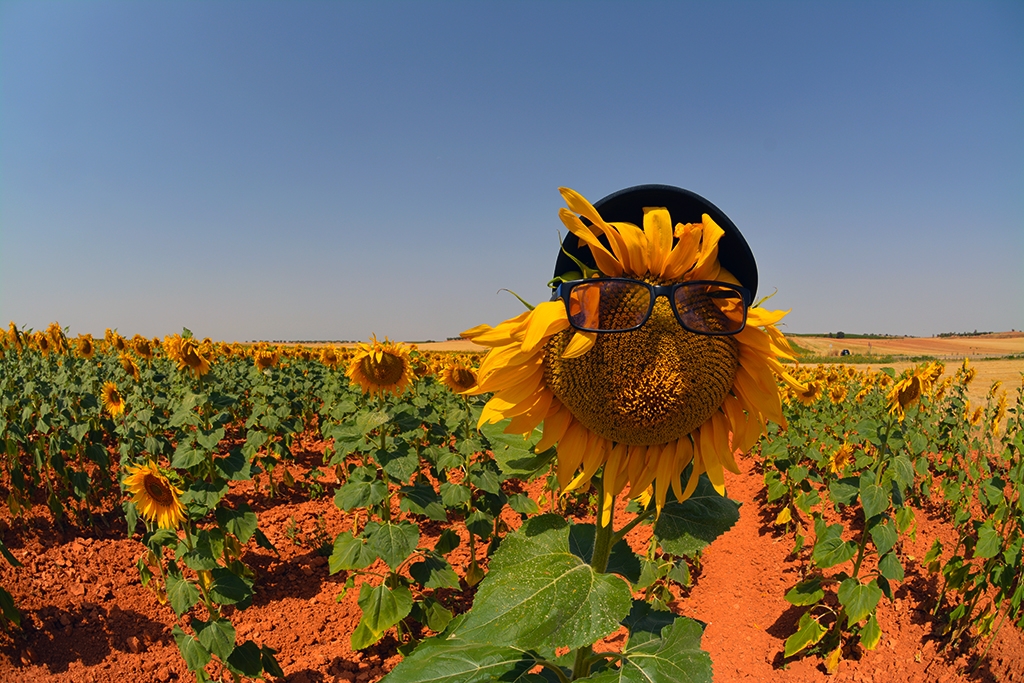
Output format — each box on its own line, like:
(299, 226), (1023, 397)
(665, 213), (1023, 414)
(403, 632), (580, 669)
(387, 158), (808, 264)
(1, 436), (1021, 683)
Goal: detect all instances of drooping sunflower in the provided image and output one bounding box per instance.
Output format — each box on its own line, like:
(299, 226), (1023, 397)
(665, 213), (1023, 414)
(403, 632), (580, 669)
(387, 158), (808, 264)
(462, 186), (804, 515)
(828, 383), (848, 405)
(347, 335), (415, 397)
(164, 334), (213, 378)
(120, 353), (141, 381)
(34, 332), (52, 356)
(440, 360), (479, 394)
(122, 461), (186, 530)
(132, 335), (155, 360)
(253, 345), (280, 370)
(76, 334), (95, 359)
(101, 381), (126, 416)
(888, 374), (923, 421)
(7, 322), (23, 352)
(46, 322), (69, 354)
(320, 346), (342, 369)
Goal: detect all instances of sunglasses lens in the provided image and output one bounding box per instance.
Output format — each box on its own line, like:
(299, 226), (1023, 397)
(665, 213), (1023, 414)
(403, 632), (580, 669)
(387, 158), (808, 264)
(567, 281), (651, 331)
(674, 283), (747, 334)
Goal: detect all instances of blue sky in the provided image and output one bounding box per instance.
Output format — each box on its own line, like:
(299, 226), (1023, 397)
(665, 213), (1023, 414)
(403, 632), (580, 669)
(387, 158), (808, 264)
(2, 1), (1021, 342)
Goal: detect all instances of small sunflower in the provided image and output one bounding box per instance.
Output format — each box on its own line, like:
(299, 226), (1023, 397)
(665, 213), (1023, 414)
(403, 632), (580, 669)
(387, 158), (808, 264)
(120, 353), (141, 381)
(795, 381), (822, 406)
(828, 383), (848, 404)
(888, 374), (923, 421)
(828, 443), (855, 475)
(101, 381), (126, 416)
(76, 335), (95, 359)
(122, 461), (186, 530)
(320, 346), (342, 369)
(253, 345), (280, 370)
(7, 322), (23, 352)
(46, 322), (69, 354)
(440, 360), (478, 394)
(35, 332), (52, 356)
(462, 187), (805, 516)
(164, 334), (213, 377)
(132, 335), (155, 360)
(346, 335), (415, 397)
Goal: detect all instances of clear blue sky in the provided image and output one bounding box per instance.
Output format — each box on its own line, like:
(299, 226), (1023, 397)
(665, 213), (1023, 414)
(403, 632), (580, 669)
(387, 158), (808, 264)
(2, 1), (1021, 341)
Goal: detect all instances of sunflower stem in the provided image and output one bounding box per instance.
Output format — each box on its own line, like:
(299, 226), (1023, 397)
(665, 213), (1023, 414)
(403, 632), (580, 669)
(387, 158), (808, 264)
(571, 475), (615, 680)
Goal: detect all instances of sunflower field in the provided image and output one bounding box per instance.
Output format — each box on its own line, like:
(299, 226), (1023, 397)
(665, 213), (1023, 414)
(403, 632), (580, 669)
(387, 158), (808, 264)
(0, 318), (1020, 683)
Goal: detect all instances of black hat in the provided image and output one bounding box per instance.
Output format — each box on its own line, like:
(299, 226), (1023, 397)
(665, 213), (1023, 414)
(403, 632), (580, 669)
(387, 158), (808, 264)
(553, 184), (758, 299)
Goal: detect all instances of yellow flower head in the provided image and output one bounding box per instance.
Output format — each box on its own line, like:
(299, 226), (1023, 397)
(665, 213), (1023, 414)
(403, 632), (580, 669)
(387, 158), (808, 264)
(34, 331), (52, 356)
(120, 353), (141, 381)
(462, 186), (804, 517)
(164, 334), (213, 377)
(796, 381), (822, 406)
(253, 345), (280, 370)
(347, 335), (414, 397)
(440, 360), (479, 394)
(46, 322), (69, 354)
(76, 334), (95, 359)
(828, 383), (848, 405)
(888, 374), (923, 421)
(320, 346), (342, 369)
(132, 335), (155, 360)
(101, 381), (125, 416)
(122, 461), (186, 530)
(829, 443), (855, 475)
(7, 322), (23, 352)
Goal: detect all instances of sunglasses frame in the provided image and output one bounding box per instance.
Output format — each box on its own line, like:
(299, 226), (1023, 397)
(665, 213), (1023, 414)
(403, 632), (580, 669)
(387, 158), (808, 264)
(554, 277), (751, 336)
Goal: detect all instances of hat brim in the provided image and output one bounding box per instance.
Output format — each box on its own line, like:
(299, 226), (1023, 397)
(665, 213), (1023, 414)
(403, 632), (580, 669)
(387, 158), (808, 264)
(553, 184), (758, 299)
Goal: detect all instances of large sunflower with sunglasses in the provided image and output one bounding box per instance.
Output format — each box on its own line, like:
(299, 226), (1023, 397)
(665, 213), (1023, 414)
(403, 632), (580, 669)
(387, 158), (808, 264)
(462, 186), (804, 516)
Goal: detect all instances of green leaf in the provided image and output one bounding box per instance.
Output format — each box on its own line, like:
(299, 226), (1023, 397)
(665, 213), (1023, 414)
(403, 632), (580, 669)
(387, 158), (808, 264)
(410, 554), (461, 590)
(568, 523), (642, 583)
(196, 427), (226, 453)
(182, 531), (223, 571)
(828, 478), (860, 506)
(892, 455), (915, 490)
(215, 504), (258, 543)
(440, 482), (472, 508)
(586, 616), (712, 683)
(860, 613), (882, 650)
(452, 515), (632, 651)
(860, 483), (888, 520)
(620, 600), (678, 647)
(409, 596), (455, 633)
(261, 645), (284, 678)
(355, 582), (413, 645)
(878, 552), (905, 581)
(811, 522), (857, 569)
(507, 493), (540, 515)
(468, 461), (502, 495)
(171, 441), (206, 469)
(868, 519), (897, 556)
(172, 625), (211, 672)
(329, 532), (377, 573)
(225, 640), (263, 678)
(207, 568), (253, 607)
(381, 632), (535, 683)
(975, 521), (1002, 559)
(0, 586), (20, 627)
(377, 444), (419, 483)
(837, 578), (883, 625)
(366, 521), (420, 571)
(784, 578), (825, 606)
(166, 570), (200, 617)
(482, 421), (556, 481)
(334, 478), (388, 511)
(194, 618), (236, 660)
(214, 447), (251, 481)
(784, 612), (827, 657)
(434, 528), (461, 555)
(180, 480), (229, 514)
(400, 481), (448, 521)
(653, 475), (740, 557)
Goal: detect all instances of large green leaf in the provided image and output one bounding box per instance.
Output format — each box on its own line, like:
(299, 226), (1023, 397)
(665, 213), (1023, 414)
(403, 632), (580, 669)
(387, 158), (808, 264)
(194, 617), (236, 660)
(811, 522), (857, 569)
(366, 521), (420, 571)
(586, 616), (712, 683)
(481, 421), (555, 481)
(653, 476), (740, 557)
(620, 600), (678, 648)
(354, 582), (413, 647)
(334, 478), (388, 511)
(225, 640), (263, 677)
(377, 444), (419, 483)
(382, 631), (535, 683)
(568, 524), (642, 583)
(860, 483), (889, 520)
(837, 578), (883, 625)
(166, 570), (200, 617)
(410, 554), (461, 590)
(207, 567), (253, 607)
(868, 518), (897, 556)
(975, 521), (1002, 559)
(329, 533), (377, 572)
(453, 515), (632, 651)
(215, 503), (258, 543)
(172, 625), (211, 672)
(783, 612), (827, 657)
(400, 481), (448, 521)
(784, 578), (825, 606)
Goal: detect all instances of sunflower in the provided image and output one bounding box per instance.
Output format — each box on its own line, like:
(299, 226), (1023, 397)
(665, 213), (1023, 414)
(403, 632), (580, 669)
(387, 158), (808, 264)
(122, 461), (186, 530)
(34, 332), (52, 355)
(253, 346), (280, 370)
(120, 353), (141, 381)
(164, 334), (213, 377)
(347, 335), (415, 397)
(132, 335), (155, 360)
(828, 383), (848, 405)
(46, 322), (69, 354)
(795, 381), (822, 407)
(7, 322), (22, 352)
(101, 381), (126, 416)
(888, 374), (923, 421)
(440, 360), (479, 394)
(76, 335), (95, 359)
(320, 346), (342, 369)
(828, 443), (855, 475)
(462, 187), (804, 516)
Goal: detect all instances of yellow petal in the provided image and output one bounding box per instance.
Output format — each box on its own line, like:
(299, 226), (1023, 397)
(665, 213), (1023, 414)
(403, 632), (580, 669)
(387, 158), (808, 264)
(535, 402), (572, 452)
(561, 331), (596, 359)
(556, 421), (589, 489)
(643, 207), (673, 277)
(520, 301), (570, 353)
(747, 307), (790, 327)
(610, 221), (649, 275)
(663, 222), (701, 281)
(558, 209), (624, 276)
